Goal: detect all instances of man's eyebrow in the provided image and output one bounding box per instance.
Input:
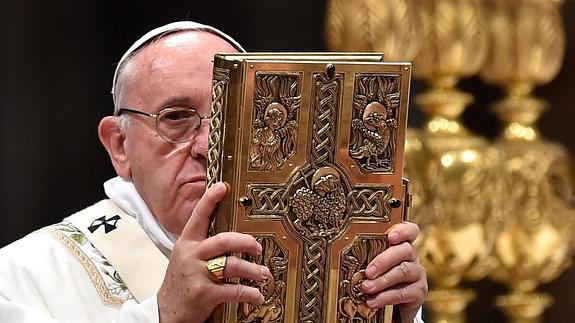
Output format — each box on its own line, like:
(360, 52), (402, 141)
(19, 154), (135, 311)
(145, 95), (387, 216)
(158, 97), (195, 108)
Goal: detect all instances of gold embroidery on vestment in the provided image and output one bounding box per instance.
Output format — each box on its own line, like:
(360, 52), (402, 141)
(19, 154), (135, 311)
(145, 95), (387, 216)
(40, 228), (124, 308)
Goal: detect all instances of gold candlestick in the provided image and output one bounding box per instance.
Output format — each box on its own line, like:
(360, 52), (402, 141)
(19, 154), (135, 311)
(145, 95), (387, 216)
(325, 1), (502, 322)
(324, 0), (429, 242)
(479, 1), (575, 323)
(408, 2), (503, 323)
(325, 0), (423, 61)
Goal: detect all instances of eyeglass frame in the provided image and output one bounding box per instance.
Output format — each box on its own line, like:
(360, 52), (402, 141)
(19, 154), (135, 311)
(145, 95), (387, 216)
(117, 107), (210, 144)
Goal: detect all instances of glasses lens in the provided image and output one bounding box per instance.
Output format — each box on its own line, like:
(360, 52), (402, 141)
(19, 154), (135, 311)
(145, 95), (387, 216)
(157, 109), (201, 143)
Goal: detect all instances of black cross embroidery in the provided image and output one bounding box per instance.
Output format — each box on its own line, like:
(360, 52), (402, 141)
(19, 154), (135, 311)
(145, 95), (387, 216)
(88, 215), (121, 234)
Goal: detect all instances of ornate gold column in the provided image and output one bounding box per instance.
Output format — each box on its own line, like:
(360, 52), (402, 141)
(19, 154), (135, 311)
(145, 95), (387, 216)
(325, 0), (423, 61)
(479, 1), (575, 323)
(408, 1), (502, 323)
(324, 0), (430, 278)
(325, 1), (502, 322)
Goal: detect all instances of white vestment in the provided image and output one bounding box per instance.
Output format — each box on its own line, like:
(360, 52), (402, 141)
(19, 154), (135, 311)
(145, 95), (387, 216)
(0, 177), (424, 323)
(0, 204), (162, 323)
(0, 177), (170, 323)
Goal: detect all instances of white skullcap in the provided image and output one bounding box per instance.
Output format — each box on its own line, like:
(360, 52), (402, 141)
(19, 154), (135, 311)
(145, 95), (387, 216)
(111, 20), (245, 114)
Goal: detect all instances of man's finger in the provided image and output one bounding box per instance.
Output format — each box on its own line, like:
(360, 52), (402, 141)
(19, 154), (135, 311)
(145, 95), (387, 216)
(362, 261), (424, 294)
(213, 284), (264, 306)
(222, 256), (271, 281)
(181, 182), (229, 241)
(196, 232), (263, 259)
(386, 222), (420, 245)
(365, 280), (428, 309)
(365, 242), (418, 279)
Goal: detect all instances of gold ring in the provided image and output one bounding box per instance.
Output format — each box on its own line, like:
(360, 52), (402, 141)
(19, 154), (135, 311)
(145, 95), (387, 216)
(206, 255), (227, 281)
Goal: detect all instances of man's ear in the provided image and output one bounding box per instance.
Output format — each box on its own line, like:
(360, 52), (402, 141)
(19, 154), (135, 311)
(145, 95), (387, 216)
(98, 116), (131, 179)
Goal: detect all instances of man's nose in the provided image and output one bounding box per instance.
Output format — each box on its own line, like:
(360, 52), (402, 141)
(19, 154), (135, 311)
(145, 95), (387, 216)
(190, 122), (210, 159)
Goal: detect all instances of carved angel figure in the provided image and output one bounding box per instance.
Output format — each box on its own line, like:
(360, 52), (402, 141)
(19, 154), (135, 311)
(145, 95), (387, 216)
(249, 102), (298, 171)
(290, 167), (347, 237)
(249, 74), (301, 171)
(350, 93), (399, 171)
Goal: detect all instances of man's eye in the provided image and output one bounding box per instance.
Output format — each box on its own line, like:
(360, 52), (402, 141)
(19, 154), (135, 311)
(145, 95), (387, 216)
(164, 111), (194, 121)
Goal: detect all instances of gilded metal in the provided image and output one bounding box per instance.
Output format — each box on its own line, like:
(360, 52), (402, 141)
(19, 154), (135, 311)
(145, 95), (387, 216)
(348, 187), (392, 219)
(478, 1), (575, 322)
(246, 185), (288, 218)
(207, 53), (411, 323)
(207, 67), (230, 189)
(324, 0), (423, 61)
(239, 236), (288, 323)
(407, 2), (500, 322)
(310, 71), (342, 167)
(290, 166), (347, 239)
(327, 1), (497, 322)
(479, 0), (565, 93)
(249, 73), (301, 172)
(350, 75), (400, 173)
(206, 255), (227, 282)
(338, 237), (387, 322)
(325, 1), (575, 323)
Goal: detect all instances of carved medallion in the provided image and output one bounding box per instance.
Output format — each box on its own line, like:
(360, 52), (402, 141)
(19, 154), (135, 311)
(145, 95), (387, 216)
(290, 166), (347, 239)
(350, 74), (401, 173)
(249, 73), (301, 171)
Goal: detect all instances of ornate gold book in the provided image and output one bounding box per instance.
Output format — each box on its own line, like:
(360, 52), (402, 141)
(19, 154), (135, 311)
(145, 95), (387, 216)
(207, 53), (412, 323)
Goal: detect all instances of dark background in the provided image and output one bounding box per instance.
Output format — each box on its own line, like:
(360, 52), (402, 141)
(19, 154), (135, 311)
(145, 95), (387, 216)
(1, 1), (574, 322)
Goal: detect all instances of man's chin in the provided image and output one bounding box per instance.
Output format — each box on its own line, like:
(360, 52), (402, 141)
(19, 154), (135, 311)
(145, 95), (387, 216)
(168, 199), (201, 236)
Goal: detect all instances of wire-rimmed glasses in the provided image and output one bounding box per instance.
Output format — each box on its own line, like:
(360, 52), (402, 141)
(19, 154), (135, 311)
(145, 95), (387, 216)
(117, 107), (209, 144)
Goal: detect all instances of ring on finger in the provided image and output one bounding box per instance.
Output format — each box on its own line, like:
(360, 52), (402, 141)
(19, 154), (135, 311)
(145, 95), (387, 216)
(206, 255), (227, 282)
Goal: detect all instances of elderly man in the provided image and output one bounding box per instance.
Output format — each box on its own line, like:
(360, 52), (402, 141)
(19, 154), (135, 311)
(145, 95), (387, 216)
(0, 21), (427, 323)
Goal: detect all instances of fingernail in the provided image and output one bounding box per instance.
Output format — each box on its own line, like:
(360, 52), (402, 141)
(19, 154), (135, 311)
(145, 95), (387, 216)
(366, 265), (377, 278)
(366, 298), (376, 308)
(223, 181), (231, 193)
(256, 243), (263, 255)
(260, 266), (271, 279)
(388, 231), (399, 244)
(259, 294), (265, 304)
(363, 280), (374, 292)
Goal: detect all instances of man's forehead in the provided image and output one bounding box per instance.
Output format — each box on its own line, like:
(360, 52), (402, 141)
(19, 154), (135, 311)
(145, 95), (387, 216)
(132, 31), (237, 73)
(112, 20), (245, 99)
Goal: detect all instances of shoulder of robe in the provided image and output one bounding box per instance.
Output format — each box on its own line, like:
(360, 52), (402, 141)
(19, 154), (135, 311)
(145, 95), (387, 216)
(0, 200), (134, 308)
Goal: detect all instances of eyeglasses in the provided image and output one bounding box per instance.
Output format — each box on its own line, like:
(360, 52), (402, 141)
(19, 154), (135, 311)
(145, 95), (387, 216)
(117, 107), (210, 144)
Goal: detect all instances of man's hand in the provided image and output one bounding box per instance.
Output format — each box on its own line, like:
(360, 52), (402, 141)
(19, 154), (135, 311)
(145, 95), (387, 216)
(362, 222), (427, 323)
(157, 182), (270, 323)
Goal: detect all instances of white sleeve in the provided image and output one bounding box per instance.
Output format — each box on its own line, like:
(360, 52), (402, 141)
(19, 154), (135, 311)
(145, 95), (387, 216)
(0, 298), (63, 323)
(114, 296), (159, 323)
(0, 296), (160, 323)
(0, 232), (161, 323)
(413, 306), (424, 323)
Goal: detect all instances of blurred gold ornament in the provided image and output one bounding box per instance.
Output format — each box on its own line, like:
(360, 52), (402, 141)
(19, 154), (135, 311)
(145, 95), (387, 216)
(326, 1), (502, 322)
(324, 0), (424, 61)
(325, 0), (431, 265)
(479, 1), (575, 323)
(408, 2), (503, 323)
